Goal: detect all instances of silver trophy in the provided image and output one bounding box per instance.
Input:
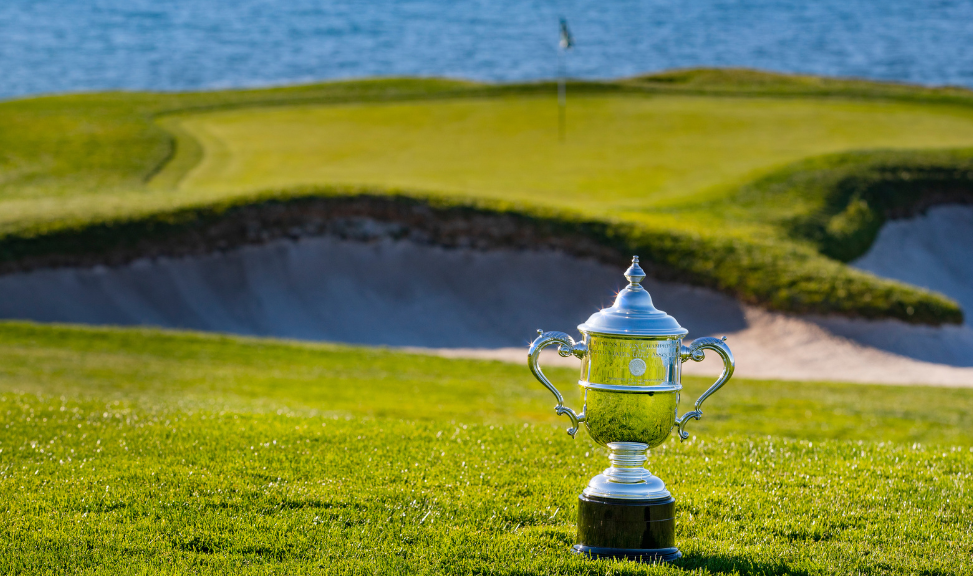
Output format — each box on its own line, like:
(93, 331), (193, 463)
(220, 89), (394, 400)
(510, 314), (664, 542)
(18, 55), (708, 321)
(528, 256), (734, 561)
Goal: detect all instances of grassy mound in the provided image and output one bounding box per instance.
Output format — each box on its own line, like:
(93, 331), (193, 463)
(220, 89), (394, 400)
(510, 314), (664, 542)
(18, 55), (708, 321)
(757, 150), (973, 261)
(0, 188), (960, 325)
(1, 70), (972, 324)
(1, 321), (971, 573)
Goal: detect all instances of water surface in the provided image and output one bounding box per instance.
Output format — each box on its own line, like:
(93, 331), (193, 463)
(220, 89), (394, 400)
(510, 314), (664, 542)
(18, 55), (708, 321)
(2, 0), (972, 98)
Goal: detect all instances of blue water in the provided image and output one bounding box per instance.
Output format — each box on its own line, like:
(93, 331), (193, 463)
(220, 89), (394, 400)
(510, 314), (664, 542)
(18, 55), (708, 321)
(2, 0), (973, 99)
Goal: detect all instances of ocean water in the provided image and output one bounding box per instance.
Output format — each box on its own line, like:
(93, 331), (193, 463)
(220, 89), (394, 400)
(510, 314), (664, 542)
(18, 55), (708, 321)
(1, 0), (972, 98)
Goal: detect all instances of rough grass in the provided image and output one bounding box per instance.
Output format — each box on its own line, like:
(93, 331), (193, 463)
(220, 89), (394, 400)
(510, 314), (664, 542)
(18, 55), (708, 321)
(2, 70), (973, 324)
(1, 321), (971, 574)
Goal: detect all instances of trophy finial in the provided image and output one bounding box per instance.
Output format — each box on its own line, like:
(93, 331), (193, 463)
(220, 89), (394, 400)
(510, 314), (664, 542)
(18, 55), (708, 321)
(624, 256), (645, 287)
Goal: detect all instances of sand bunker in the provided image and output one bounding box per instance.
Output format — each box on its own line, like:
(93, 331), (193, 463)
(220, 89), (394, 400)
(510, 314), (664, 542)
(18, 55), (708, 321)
(0, 238), (633, 348)
(853, 204), (973, 326)
(0, 206), (971, 385)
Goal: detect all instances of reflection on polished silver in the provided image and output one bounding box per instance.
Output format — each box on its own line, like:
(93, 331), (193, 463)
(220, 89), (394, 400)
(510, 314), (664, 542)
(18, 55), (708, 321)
(676, 336), (735, 440)
(526, 255), (735, 501)
(528, 329), (587, 437)
(582, 442), (670, 500)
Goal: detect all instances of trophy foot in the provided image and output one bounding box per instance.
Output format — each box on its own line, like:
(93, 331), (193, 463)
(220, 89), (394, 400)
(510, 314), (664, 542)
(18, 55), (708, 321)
(572, 543), (682, 562)
(574, 494), (680, 563)
(582, 442), (670, 500)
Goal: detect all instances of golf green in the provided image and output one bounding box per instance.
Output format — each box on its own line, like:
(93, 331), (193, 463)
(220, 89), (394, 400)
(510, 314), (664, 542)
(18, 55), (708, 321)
(173, 94), (973, 214)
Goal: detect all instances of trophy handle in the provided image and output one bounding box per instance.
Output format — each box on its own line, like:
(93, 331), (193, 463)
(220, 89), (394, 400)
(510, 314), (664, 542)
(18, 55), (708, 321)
(675, 336), (735, 440)
(528, 330), (587, 437)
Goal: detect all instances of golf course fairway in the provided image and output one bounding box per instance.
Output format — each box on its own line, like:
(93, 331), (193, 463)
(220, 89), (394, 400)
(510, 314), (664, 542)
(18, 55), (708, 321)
(173, 94), (973, 213)
(0, 321), (971, 573)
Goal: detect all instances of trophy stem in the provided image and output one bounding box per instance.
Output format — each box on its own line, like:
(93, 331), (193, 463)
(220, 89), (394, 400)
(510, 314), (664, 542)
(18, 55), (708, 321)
(604, 442), (651, 484)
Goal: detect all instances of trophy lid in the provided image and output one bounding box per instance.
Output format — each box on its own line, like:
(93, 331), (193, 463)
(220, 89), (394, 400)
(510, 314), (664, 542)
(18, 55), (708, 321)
(578, 256), (688, 337)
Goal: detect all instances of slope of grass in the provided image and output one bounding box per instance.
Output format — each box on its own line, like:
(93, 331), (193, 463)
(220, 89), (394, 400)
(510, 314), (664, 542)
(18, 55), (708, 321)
(720, 149), (973, 262)
(1, 321), (972, 574)
(172, 94), (973, 213)
(1, 70), (972, 324)
(0, 78), (482, 204)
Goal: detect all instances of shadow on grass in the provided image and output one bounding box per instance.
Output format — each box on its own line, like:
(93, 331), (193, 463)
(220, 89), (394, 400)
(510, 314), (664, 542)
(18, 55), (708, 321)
(200, 497), (367, 512)
(674, 554), (815, 576)
(489, 553), (817, 576)
(173, 534), (226, 555)
(678, 555), (957, 576)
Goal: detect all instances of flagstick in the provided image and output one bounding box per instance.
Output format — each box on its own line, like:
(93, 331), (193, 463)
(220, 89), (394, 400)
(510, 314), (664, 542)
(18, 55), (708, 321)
(557, 18), (572, 143)
(558, 50), (566, 143)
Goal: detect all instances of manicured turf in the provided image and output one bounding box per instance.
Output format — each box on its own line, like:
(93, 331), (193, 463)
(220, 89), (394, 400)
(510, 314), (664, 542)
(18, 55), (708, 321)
(173, 95), (973, 213)
(4, 67), (973, 574)
(1, 321), (972, 574)
(3, 70), (973, 324)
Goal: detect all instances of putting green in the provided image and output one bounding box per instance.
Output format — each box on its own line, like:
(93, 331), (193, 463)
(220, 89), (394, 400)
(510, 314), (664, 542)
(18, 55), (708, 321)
(174, 94), (973, 212)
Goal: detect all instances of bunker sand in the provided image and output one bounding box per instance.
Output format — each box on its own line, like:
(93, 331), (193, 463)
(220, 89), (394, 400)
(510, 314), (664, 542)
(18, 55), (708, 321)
(461, 306), (973, 387)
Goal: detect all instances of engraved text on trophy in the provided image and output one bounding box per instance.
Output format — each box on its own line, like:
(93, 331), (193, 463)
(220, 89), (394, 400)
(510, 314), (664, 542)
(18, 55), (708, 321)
(582, 336), (680, 386)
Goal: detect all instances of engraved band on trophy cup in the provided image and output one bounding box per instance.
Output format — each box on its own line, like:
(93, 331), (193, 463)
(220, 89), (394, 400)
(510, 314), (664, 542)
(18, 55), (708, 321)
(528, 256), (734, 562)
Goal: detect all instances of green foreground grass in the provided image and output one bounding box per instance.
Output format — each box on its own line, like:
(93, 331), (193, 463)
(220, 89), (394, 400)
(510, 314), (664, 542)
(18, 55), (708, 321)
(3, 69), (973, 324)
(1, 321), (972, 574)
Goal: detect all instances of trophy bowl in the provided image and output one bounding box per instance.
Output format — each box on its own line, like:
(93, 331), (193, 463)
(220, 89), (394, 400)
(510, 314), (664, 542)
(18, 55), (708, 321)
(580, 333), (683, 449)
(527, 256), (734, 562)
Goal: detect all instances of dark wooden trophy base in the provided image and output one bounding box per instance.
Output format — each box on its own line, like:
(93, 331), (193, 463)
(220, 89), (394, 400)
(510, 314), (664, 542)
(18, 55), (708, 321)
(572, 494), (681, 562)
